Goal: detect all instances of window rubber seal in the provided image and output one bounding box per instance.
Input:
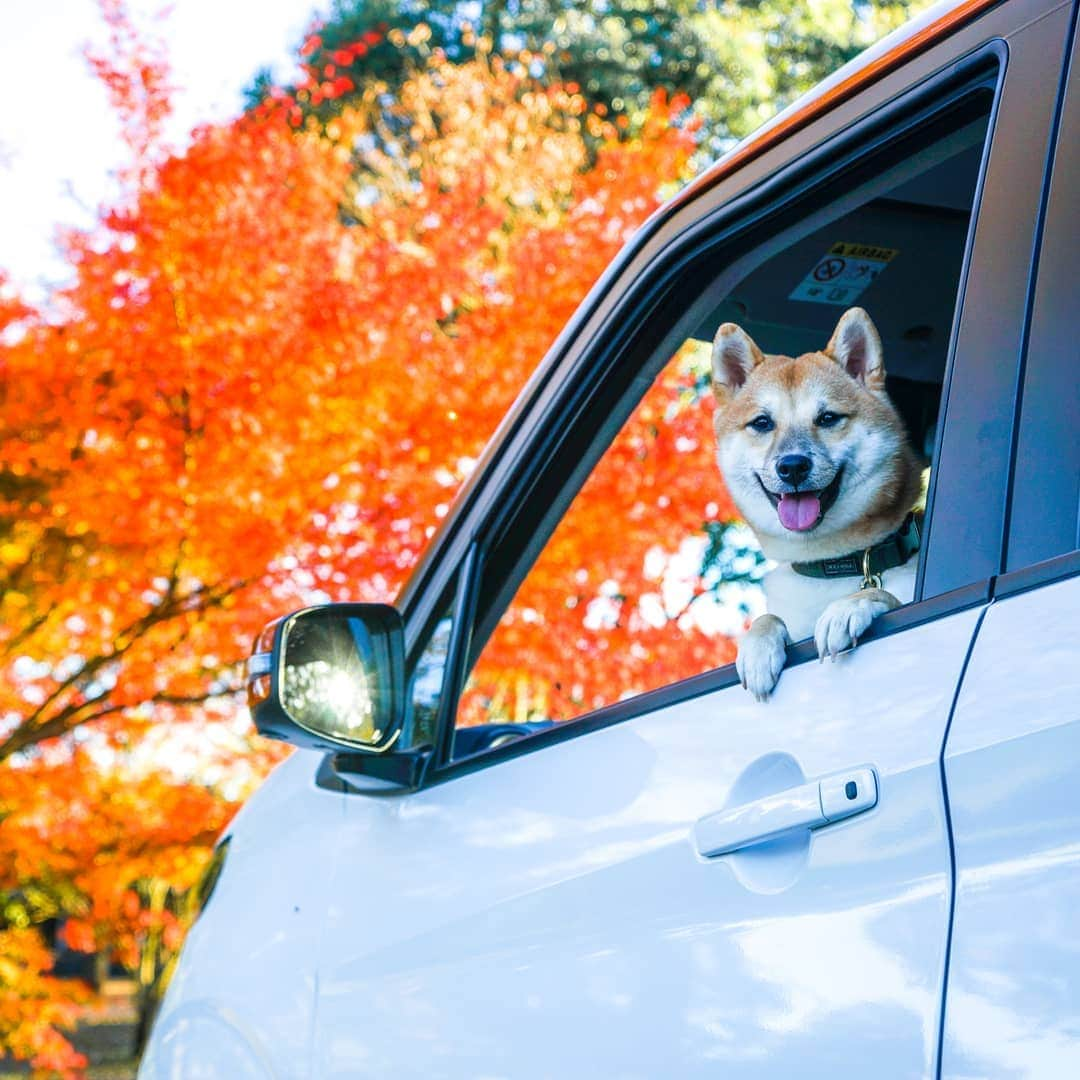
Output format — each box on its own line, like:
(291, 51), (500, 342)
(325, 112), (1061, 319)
(992, 547), (1080, 599)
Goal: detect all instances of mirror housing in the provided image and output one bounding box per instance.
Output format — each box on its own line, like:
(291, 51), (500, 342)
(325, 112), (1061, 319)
(247, 603), (406, 754)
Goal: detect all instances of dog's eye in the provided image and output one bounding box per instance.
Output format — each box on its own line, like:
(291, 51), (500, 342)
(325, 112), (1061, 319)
(747, 415), (774, 433)
(816, 411), (845, 428)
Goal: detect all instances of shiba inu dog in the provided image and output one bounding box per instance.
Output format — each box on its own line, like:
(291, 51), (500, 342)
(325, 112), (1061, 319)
(710, 307), (923, 700)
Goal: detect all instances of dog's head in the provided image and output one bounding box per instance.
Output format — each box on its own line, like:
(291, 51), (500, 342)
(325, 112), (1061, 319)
(710, 307), (921, 560)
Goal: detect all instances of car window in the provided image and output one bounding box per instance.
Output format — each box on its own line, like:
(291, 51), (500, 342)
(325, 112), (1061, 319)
(425, 82), (1000, 759)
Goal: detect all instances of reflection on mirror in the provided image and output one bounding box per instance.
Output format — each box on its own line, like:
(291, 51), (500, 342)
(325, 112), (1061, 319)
(282, 612), (383, 745)
(407, 612), (453, 748)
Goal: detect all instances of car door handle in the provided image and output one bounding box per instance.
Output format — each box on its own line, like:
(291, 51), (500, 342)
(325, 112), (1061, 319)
(694, 767), (878, 858)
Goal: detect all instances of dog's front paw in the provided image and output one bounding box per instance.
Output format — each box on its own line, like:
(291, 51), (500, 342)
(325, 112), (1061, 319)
(814, 588), (900, 662)
(736, 614), (790, 702)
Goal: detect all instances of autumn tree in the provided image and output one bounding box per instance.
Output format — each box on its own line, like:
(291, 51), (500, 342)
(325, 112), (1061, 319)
(0, 50), (698, 765)
(251, 0), (723, 132)
(0, 924), (91, 1076)
(0, 748), (250, 1074)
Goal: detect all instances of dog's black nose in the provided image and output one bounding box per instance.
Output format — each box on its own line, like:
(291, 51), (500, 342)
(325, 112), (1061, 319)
(775, 454), (812, 486)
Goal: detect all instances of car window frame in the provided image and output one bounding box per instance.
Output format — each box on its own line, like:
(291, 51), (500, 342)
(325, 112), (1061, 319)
(368, 5), (1071, 787)
(394, 0), (1058, 648)
(467, 64), (1006, 633)
(425, 60), (1008, 773)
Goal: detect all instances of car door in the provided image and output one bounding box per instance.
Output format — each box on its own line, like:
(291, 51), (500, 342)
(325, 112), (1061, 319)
(939, 13), (1080, 1074)
(310, 3), (1069, 1076)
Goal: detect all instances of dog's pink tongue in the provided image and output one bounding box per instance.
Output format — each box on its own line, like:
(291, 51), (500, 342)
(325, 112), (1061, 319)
(778, 492), (821, 531)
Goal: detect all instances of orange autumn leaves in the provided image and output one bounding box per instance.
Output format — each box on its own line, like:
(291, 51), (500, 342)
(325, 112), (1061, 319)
(0, 926), (91, 1075)
(0, 58), (701, 763)
(0, 10), (716, 1068)
(0, 753), (235, 967)
(0, 749), (243, 1076)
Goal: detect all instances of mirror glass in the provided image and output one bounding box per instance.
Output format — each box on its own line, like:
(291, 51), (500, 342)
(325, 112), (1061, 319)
(282, 611), (387, 746)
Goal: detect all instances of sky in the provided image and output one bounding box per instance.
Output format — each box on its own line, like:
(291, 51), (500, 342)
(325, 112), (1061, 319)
(0, 0), (327, 299)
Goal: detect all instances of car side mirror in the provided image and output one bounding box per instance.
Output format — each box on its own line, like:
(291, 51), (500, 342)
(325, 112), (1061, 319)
(247, 604), (406, 754)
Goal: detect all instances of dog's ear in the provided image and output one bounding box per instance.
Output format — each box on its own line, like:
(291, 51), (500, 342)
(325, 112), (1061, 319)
(825, 307), (885, 391)
(711, 323), (765, 400)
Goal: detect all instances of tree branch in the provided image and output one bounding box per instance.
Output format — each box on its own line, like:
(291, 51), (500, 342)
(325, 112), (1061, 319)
(1, 578), (247, 761)
(0, 688), (234, 762)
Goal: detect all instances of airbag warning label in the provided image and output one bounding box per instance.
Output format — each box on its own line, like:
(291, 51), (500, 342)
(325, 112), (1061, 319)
(789, 242), (898, 306)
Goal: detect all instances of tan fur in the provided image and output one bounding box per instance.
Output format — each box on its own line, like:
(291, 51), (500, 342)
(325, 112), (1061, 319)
(710, 308), (922, 699)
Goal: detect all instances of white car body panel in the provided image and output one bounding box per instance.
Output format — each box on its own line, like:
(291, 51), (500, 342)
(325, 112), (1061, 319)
(941, 574), (1080, 1077)
(138, 749), (341, 1080)
(311, 607), (982, 1077)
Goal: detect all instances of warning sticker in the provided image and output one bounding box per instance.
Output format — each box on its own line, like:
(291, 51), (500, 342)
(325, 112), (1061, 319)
(789, 242), (898, 306)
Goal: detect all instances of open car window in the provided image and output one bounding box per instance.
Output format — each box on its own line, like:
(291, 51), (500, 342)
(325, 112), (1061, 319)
(436, 86), (996, 758)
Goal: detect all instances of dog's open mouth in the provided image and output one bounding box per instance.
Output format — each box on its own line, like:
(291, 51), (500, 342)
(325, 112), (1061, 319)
(759, 466), (844, 532)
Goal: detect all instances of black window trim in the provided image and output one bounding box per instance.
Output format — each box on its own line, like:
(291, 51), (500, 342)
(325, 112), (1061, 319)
(431, 578), (994, 786)
(432, 543), (482, 769)
(1002, 0), (1080, 568)
(916, 4), (1074, 597)
(993, 547), (1080, 599)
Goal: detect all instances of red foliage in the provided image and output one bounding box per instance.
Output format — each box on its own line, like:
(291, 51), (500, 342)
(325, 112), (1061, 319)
(461, 347), (739, 726)
(0, 744), (246, 1071)
(0, 927), (90, 1076)
(0, 9), (715, 1066)
(83, 0), (172, 188)
(0, 49), (700, 761)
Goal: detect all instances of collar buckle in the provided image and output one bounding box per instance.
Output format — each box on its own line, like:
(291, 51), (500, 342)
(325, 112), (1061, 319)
(860, 547), (882, 591)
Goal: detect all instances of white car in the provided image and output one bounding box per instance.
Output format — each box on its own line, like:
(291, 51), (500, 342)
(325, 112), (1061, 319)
(141, 0), (1080, 1075)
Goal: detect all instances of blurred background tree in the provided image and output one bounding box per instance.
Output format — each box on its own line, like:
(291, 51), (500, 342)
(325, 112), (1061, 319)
(249, 0), (926, 154)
